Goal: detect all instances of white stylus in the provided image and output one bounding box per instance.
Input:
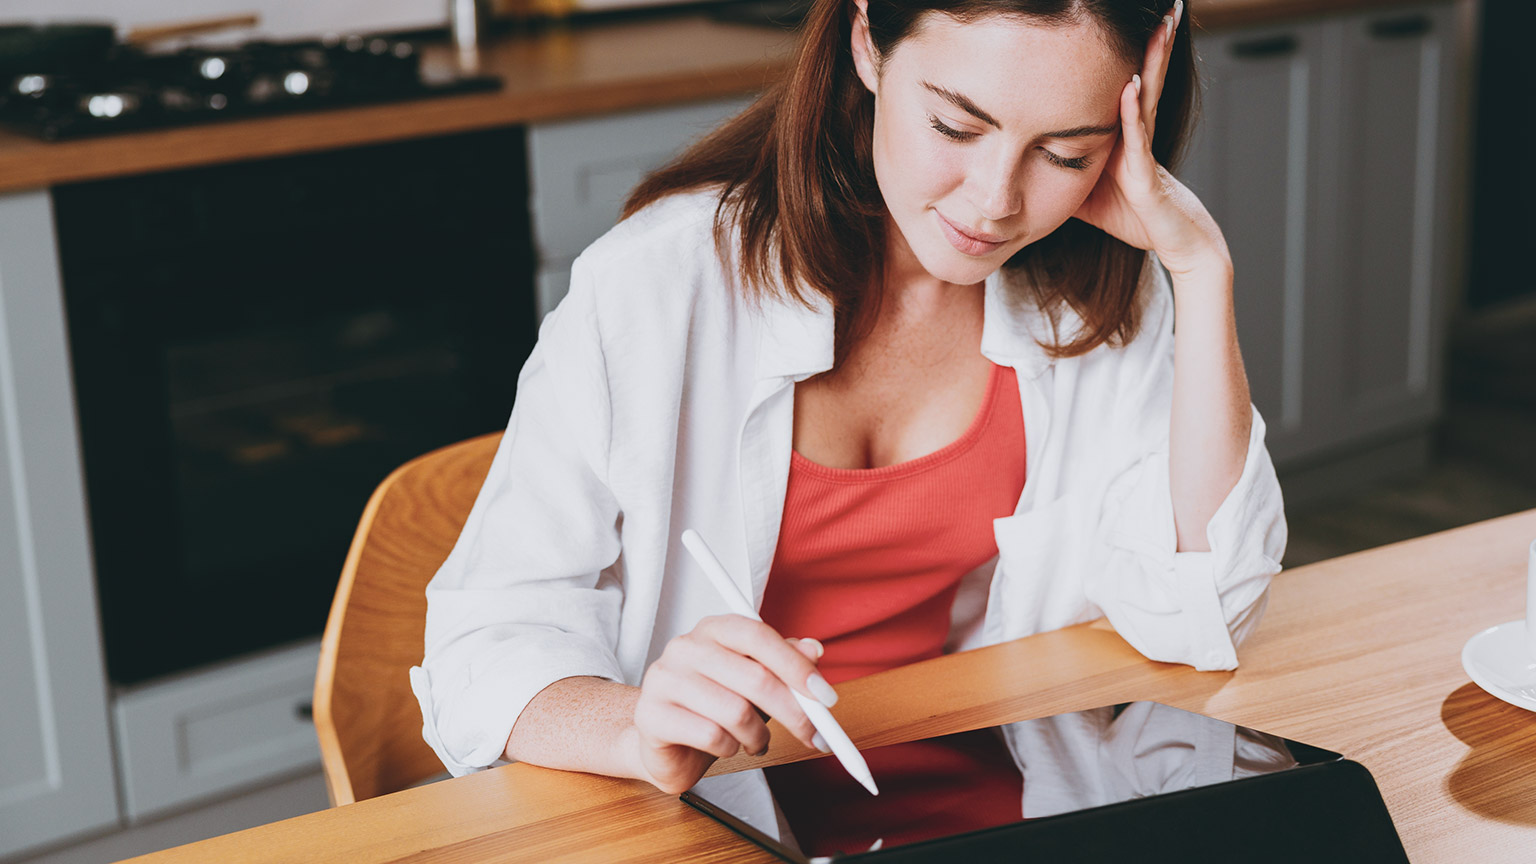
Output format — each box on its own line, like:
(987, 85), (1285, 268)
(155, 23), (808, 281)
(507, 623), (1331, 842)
(680, 528), (879, 796)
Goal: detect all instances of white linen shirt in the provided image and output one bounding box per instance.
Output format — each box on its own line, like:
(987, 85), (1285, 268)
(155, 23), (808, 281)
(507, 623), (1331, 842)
(410, 189), (1287, 779)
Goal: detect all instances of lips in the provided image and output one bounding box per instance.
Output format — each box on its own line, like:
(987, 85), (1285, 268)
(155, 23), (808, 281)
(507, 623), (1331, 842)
(936, 212), (1008, 256)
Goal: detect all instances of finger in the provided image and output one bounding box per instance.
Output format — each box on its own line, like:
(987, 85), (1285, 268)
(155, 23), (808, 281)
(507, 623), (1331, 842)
(1140, 0), (1181, 135)
(634, 697), (740, 760)
(1121, 76), (1158, 190)
(697, 615), (837, 707)
(788, 637), (825, 663)
(676, 636), (820, 748)
(647, 664), (773, 756)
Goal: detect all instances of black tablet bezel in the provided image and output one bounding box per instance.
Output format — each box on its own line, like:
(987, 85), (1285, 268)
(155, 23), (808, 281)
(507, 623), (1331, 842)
(681, 701), (1363, 863)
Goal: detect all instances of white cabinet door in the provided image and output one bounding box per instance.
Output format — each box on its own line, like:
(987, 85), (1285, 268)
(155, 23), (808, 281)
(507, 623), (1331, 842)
(526, 95), (755, 317)
(1182, 20), (1326, 465)
(1182, 1), (1461, 472)
(1315, 3), (1459, 447)
(0, 190), (119, 859)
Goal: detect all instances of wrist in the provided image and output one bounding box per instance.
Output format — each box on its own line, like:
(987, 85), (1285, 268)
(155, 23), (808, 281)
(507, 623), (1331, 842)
(1166, 251), (1233, 301)
(1157, 218), (1232, 282)
(1164, 243), (1231, 278)
(612, 720), (649, 783)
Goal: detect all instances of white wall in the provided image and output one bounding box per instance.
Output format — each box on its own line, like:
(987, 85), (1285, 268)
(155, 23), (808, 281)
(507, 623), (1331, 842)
(3, 0), (445, 41)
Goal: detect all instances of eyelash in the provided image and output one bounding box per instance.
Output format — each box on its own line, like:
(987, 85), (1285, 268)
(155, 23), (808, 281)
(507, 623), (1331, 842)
(926, 115), (1095, 172)
(928, 114), (978, 142)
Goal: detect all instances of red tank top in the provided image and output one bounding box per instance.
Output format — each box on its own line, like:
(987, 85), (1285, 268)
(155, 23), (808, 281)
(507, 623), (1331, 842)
(760, 362), (1026, 682)
(759, 362), (1027, 858)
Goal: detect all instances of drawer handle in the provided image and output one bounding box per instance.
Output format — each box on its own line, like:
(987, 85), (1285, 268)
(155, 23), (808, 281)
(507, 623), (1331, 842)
(1230, 34), (1298, 59)
(1370, 15), (1431, 39)
(295, 701), (313, 721)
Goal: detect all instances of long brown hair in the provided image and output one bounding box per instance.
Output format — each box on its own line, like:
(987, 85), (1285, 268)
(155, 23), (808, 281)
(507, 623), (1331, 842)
(624, 0), (1198, 365)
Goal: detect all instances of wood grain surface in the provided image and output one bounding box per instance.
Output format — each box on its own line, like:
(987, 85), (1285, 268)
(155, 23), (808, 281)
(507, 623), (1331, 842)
(123, 508), (1536, 863)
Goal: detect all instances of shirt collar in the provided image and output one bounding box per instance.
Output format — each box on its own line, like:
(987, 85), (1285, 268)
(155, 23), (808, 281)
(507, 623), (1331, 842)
(980, 267), (1063, 381)
(754, 287), (835, 381)
(753, 267), (1064, 381)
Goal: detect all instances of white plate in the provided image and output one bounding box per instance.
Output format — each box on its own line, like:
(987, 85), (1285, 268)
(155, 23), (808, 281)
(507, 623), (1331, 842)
(1461, 620), (1536, 713)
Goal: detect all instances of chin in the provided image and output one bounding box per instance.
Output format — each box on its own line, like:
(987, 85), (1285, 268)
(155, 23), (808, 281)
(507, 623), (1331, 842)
(914, 244), (1007, 286)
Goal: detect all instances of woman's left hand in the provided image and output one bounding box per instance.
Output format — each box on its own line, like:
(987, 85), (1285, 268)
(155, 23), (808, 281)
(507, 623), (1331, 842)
(1072, 1), (1229, 279)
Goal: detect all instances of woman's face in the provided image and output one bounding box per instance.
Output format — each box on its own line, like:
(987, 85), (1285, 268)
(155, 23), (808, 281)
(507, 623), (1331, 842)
(852, 10), (1133, 287)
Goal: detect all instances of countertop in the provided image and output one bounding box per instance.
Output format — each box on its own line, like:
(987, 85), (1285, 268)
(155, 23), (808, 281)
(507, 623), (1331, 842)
(0, 14), (795, 194)
(0, 0), (1444, 194)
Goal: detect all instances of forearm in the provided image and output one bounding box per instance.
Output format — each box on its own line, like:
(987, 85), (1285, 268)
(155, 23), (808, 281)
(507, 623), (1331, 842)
(1167, 257), (1251, 552)
(503, 676), (647, 780)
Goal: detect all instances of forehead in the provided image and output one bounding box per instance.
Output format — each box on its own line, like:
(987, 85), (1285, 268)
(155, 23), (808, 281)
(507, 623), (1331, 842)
(889, 13), (1133, 126)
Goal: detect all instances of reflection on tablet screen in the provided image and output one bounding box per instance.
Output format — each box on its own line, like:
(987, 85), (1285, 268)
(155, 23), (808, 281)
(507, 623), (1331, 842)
(683, 701), (1337, 863)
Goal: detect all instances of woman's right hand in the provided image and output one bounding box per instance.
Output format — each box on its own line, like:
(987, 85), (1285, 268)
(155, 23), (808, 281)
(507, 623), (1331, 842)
(627, 615), (836, 794)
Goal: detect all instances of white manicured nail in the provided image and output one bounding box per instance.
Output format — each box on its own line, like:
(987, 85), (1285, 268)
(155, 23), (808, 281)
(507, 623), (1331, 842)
(793, 636), (825, 660)
(806, 672), (838, 707)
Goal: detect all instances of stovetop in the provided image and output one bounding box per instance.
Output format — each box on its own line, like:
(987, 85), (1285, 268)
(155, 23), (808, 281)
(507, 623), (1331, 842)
(0, 35), (501, 140)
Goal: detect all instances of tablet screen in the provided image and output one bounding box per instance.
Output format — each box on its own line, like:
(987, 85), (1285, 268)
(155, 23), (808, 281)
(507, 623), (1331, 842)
(682, 701), (1343, 863)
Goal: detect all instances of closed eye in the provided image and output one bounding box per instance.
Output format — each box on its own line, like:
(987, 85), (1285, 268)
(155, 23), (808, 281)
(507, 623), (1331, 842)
(928, 114), (978, 142)
(930, 112), (1094, 171)
(1042, 149), (1093, 171)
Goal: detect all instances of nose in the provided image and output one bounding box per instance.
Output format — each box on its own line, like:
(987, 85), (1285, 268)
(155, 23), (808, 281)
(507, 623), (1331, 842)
(967, 145), (1024, 223)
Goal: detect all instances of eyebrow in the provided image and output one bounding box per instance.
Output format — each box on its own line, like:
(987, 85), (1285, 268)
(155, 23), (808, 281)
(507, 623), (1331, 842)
(921, 81), (1120, 138)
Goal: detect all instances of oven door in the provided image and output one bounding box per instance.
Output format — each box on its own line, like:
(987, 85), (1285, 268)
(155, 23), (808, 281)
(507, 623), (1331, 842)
(52, 128), (534, 685)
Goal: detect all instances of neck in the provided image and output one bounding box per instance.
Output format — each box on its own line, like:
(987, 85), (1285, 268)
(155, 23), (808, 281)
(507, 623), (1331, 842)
(879, 216), (984, 325)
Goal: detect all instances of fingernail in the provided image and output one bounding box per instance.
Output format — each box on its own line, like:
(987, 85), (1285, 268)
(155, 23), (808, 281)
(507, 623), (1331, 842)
(1175, 0), (1184, 29)
(806, 672), (838, 707)
(1163, 13), (1173, 39)
(803, 638), (825, 660)
(812, 733), (830, 753)
(1133, 74), (1142, 96)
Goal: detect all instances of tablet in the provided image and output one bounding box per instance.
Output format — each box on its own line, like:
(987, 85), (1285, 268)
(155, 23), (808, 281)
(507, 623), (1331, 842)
(682, 701), (1409, 863)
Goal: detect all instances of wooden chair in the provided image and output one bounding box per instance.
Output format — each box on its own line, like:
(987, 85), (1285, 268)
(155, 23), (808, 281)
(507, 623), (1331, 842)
(313, 431), (502, 806)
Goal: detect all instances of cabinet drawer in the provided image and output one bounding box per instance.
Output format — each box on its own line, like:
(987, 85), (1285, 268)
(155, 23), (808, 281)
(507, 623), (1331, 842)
(526, 95), (754, 263)
(113, 639), (321, 822)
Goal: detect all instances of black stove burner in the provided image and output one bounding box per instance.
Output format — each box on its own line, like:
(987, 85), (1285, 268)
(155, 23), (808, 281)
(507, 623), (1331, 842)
(0, 35), (500, 140)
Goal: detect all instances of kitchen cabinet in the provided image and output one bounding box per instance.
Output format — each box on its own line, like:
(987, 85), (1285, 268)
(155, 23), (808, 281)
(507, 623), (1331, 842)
(113, 640), (322, 823)
(1180, 16), (1325, 464)
(1181, 0), (1466, 488)
(526, 94), (756, 317)
(0, 191), (119, 859)
(0, 95), (762, 862)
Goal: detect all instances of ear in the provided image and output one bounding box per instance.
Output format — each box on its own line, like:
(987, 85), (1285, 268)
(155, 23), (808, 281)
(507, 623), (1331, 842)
(849, 0), (879, 95)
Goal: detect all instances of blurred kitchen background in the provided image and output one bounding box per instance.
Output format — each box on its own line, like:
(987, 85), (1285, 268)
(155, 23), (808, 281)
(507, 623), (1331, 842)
(0, 0), (1530, 861)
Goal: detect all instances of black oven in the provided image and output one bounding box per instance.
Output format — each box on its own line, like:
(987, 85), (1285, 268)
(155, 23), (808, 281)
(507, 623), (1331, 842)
(52, 128), (535, 685)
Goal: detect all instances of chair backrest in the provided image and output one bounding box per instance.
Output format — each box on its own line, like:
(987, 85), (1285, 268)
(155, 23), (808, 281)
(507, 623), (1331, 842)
(313, 431), (501, 806)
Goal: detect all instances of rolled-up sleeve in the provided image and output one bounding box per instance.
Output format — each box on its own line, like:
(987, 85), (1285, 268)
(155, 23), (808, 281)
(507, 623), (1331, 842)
(412, 255), (627, 776)
(1083, 264), (1287, 671)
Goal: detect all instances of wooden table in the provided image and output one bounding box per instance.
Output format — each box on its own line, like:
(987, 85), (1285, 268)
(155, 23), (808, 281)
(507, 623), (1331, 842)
(125, 509), (1536, 862)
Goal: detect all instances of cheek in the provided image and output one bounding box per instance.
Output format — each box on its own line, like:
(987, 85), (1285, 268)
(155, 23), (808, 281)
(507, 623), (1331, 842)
(1025, 164), (1103, 222)
(876, 114), (966, 203)
(915, 147), (968, 197)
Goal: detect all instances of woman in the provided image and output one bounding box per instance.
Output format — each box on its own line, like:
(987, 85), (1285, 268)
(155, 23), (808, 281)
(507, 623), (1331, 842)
(411, 0), (1285, 805)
